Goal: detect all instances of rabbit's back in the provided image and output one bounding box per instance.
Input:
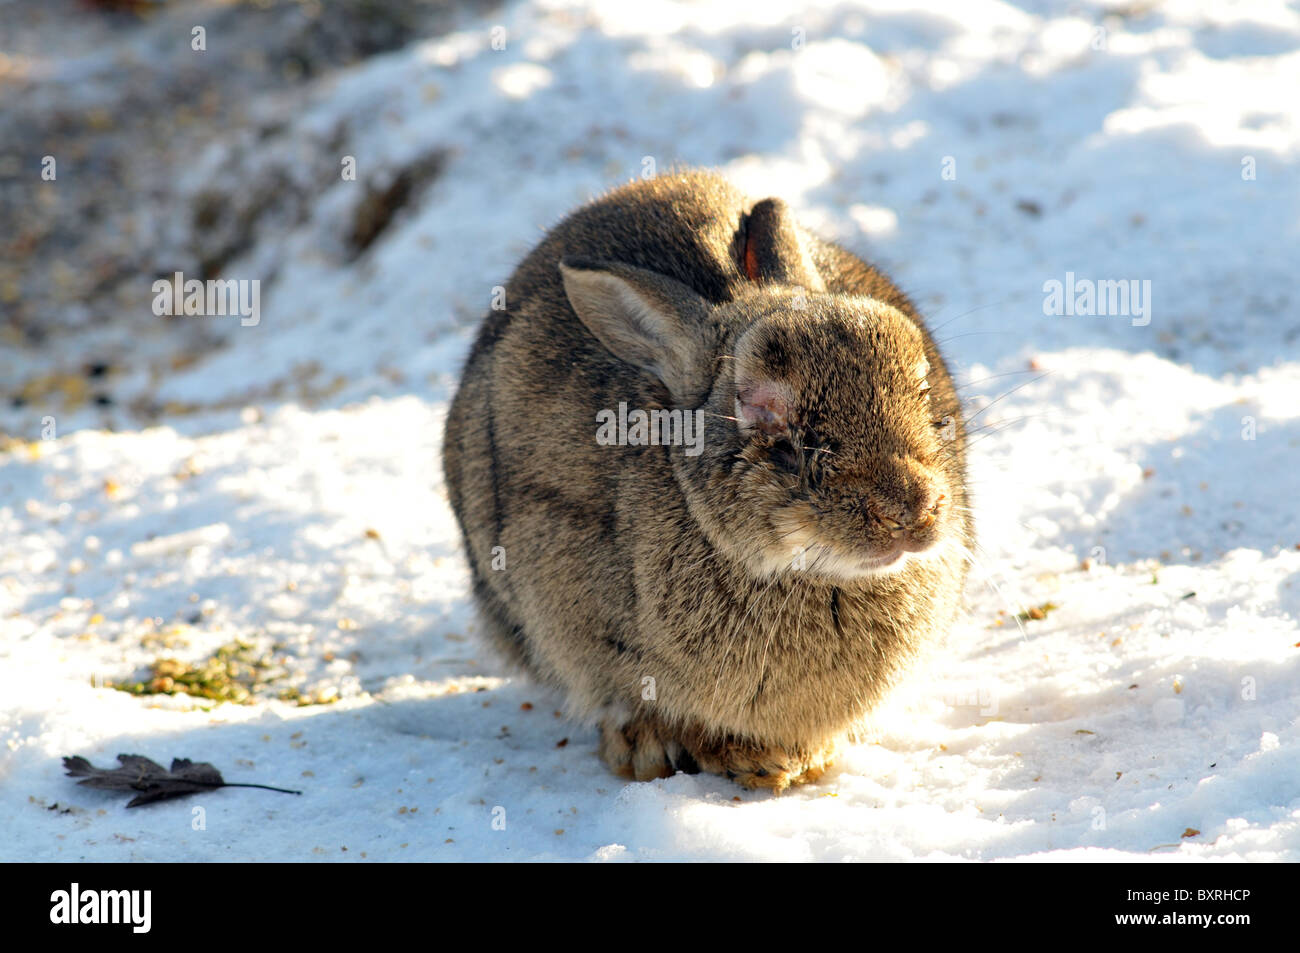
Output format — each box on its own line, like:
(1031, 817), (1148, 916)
(443, 172), (757, 683)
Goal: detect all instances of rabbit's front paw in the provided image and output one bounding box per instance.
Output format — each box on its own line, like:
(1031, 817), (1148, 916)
(598, 715), (679, 782)
(685, 735), (836, 792)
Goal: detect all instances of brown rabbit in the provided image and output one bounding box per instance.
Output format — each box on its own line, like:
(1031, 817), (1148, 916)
(443, 169), (971, 790)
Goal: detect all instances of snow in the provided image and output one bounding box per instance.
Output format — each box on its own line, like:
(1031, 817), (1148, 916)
(2, 0), (1298, 861)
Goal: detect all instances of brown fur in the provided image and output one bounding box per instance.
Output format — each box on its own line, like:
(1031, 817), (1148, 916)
(443, 169), (972, 790)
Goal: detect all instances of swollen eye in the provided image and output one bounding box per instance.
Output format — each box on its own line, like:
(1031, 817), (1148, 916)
(745, 403), (786, 434)
(736, 381), (792, 436)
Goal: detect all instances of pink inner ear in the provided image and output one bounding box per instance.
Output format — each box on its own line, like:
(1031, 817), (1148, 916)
(737, 381), (792, 435)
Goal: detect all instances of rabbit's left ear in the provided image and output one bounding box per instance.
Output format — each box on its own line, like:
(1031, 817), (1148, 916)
(560, 259), (716, 405)
(742, 198), (826, 293)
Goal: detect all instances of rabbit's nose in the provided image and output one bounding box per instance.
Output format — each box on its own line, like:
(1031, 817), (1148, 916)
(874, 492), (945, 536)
(910, 492), (947, 530)
(866, 465), (947, 536)
(877, 513), (904, 536)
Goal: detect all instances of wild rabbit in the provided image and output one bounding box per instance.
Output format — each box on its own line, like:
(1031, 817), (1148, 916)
(443, 169), (971, 790)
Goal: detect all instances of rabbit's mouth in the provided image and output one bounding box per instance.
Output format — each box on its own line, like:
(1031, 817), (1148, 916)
(858, 543), (909, 571)
(764, 506), (942, 580)
(824, 541), (914, 577)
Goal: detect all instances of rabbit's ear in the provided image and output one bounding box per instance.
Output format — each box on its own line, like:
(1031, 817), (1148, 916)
(560, 259), (715, 405)
(743, 198), (827, 293)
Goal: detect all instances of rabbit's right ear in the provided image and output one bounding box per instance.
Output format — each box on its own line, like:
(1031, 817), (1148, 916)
(560, 259), (715, 406)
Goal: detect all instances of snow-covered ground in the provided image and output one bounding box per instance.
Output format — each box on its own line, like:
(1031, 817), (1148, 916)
(2, 0), (1298, 861)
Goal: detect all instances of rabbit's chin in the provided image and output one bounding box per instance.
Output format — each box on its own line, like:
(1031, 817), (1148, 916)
(747, 537), (948, 583)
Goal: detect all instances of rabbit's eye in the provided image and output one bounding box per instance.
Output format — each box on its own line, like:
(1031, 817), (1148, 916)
(769, 437), (801, 473)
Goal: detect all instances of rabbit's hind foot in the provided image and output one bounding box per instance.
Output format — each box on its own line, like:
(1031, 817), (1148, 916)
(683, 733), (835, 792)
(599, 711), (835, 792)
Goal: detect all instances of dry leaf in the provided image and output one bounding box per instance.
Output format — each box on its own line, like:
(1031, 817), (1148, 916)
(63, 753), (301, 808)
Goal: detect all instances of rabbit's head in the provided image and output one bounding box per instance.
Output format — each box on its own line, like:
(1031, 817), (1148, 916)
(561, 255), (963, 584)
